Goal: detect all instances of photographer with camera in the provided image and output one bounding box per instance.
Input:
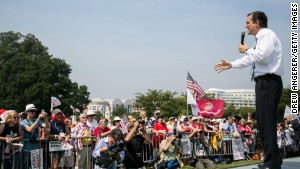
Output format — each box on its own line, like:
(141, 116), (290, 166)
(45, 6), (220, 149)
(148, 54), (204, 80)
(123, 121), (151, 169)
(20, 104), (50, 168)
(93, 128), (125, 169)
(156, 132), (182, 169)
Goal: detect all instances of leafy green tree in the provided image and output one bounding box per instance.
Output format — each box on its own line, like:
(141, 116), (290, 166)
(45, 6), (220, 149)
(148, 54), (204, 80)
(112, 105), (128, 118)
(0, 31), (90, 116)
(237, 107), (256, 119)
(134, 90), (187, 120)
(223, 104), (236, 118)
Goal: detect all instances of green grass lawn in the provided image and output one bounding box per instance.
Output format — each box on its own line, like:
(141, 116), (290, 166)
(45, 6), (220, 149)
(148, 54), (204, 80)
(182, 160), (263, 169)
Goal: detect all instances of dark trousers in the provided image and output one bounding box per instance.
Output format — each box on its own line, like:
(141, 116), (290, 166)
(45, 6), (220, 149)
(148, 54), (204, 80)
(255, 74), (282, 169)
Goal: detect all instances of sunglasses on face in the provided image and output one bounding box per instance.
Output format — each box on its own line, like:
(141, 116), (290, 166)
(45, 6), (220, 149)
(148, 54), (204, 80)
(13, 116), (20, 119)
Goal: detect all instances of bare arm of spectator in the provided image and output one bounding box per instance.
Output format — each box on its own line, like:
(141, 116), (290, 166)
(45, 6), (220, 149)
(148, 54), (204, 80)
(14, 125), (24, 141)
(100, 129), (112, 138)
(141, 124), (151, 144)
(25, 113), (46, 133)
(124, 121), (139, 142)
(64, 125), (71, 142)
(204, 126), (216, 134)
(161, 137), (176, 152)
(0, 124), (6, 141)
(189, 129), (198, 138)
(41, 114), (50, 128)
(44, 127), (51, 139)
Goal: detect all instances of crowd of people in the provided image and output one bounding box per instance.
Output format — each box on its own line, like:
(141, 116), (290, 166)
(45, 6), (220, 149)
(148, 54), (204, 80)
(0, 104), (299, 169)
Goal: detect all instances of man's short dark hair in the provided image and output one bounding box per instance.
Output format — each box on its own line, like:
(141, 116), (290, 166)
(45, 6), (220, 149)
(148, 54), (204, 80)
(111, 128), (124, 141)
(248, 11), (268, 28)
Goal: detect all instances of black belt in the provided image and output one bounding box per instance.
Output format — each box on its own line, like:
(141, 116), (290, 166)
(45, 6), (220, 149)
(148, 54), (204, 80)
(254, 73), (280, 82)
(83, 145), (91, 147)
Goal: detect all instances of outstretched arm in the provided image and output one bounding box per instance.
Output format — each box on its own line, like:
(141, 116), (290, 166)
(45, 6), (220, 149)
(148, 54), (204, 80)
(214, 59), (232, 73)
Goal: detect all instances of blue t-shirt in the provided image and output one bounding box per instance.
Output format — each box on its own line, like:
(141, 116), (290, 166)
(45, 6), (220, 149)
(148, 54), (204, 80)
(20, 118), (43, 151)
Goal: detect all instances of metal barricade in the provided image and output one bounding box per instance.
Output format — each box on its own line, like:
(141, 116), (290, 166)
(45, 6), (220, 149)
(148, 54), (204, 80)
(0, 136), (96, 169)
(0, 131), (259, 168)
(208, 133), (233, 156)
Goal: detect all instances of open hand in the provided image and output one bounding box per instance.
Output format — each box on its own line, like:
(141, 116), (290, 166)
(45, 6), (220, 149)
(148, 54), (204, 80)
(214, 59), (232, 73)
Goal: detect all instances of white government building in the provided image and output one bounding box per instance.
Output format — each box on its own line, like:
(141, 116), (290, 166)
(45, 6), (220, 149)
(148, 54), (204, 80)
(87, 88), (255, 119)
(205, 88), (256, 109)
(86, 98), (140, 120)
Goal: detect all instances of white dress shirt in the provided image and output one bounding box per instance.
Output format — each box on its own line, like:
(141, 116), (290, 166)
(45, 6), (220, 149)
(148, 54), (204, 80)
(231, 28), (284, 78)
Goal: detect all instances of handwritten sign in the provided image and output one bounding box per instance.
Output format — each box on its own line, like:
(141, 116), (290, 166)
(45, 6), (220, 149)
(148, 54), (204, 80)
(49, 141), (64, 152)
(232, 137), (244, 160)
(49, 141), (73, 152)
(31, 149), (43, 169)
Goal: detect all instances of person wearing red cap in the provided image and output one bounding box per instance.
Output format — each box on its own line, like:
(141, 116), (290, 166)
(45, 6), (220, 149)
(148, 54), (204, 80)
(46, 109), (71, 169)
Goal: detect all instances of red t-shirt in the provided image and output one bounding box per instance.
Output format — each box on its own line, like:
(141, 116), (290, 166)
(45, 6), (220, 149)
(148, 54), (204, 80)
(180, 123), (192, 132)
(153, 122), (169, 132)
(94, 127), (111, 138)
(238, 125), (252, 135)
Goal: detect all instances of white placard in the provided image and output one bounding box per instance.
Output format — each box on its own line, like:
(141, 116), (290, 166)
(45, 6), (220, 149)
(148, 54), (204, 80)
(232, 137), (245, 160)
(49, 141), (73, 152)
(31, 149), (43, 169)
(49, 141), (64, 152)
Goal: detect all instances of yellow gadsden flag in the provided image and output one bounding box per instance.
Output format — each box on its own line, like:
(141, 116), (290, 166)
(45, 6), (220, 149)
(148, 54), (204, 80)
(211, 135), (218, 151)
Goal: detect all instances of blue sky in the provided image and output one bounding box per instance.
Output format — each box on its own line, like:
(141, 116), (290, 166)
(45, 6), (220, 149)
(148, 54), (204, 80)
(0, 0), (295, 99)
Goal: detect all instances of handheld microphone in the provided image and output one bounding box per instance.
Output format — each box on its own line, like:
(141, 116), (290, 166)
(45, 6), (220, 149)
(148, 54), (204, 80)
(241, 31), (245, 45)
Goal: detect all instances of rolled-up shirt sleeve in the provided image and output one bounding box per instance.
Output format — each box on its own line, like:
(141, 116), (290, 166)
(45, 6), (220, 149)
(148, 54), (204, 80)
(92, 138), (105, 157)
(231, 54), (253, 68)
(231, 29), (279, 69)
(119, 150), (125, 162)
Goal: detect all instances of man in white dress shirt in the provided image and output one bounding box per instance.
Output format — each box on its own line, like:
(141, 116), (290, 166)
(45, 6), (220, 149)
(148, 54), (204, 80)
(214, 11), (283, 169)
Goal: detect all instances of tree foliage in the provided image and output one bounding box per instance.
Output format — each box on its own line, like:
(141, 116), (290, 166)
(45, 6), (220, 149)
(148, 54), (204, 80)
(0, 31), (90, 116)
(134, 89), (187, 120)
(112, 105), (128, 118)
(133, 87), (296, 121)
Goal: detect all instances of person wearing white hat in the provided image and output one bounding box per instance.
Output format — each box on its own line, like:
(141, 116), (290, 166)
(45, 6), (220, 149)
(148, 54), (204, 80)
(111, 116), (125, 133)
(86, 110), (98, 131)
(20, 104), (49, 168)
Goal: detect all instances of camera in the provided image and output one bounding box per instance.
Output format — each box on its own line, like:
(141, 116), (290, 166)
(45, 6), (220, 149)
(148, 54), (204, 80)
(139, 119), (145, 125)
(94, 141), (125, 168)
(21, 112), (27, 119)
(138, 117), (145, 125)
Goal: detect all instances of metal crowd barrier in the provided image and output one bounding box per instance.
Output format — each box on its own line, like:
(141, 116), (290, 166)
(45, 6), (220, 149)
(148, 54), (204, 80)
(141, 132), (257, 164)
(0, 132), (258, 169)
(0, 137), (96, 169)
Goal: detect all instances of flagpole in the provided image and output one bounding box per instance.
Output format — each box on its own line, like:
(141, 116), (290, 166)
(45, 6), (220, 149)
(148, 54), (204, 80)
(186, 100), (188, 116)
(50, 97), (53, 112)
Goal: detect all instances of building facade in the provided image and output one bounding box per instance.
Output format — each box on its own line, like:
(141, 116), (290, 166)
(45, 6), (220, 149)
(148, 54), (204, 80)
(205, 88), (255, 109)
(87, 97), (140, 120)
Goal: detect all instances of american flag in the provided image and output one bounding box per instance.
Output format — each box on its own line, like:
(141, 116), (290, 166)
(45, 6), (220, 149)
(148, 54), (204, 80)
(120, 121), (128, 134)
(187, 72), (206, 101)
(51, 97), (61, 107)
